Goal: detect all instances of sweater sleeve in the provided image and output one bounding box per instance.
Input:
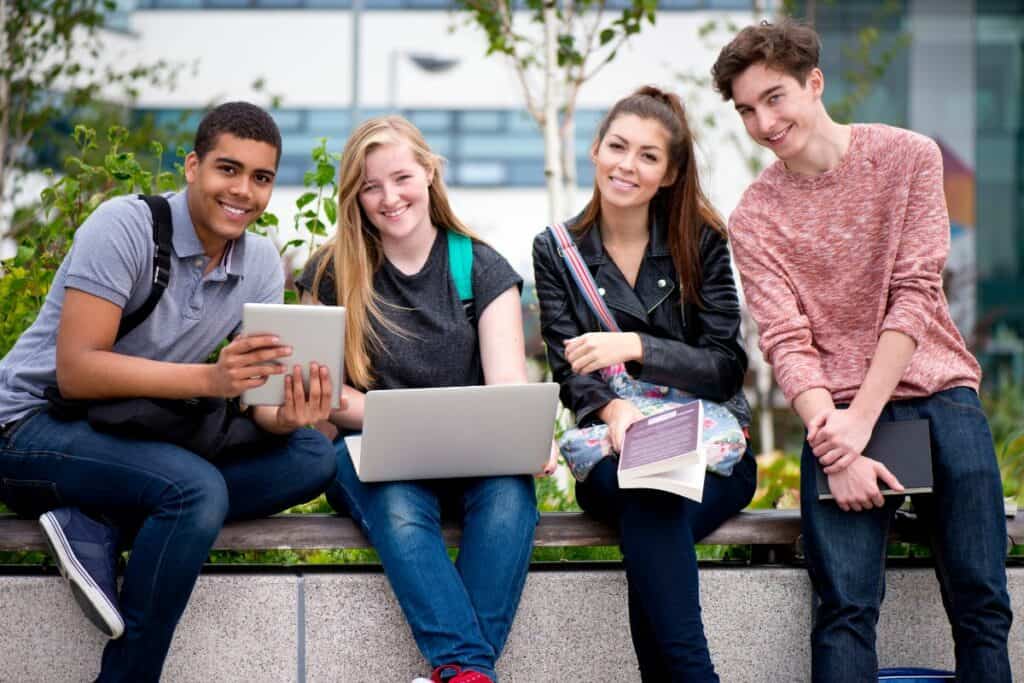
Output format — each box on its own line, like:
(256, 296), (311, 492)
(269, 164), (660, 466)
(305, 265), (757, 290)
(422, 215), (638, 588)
(728, 199), (829, 403)
(879, 137), (948, 347)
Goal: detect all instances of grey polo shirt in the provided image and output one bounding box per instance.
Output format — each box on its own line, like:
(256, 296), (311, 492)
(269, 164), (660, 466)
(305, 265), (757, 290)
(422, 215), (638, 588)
(0, 190), (283, 425)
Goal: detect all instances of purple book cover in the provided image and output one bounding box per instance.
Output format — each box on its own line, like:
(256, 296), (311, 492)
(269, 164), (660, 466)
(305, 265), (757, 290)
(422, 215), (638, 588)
(620, 402), (701, 471)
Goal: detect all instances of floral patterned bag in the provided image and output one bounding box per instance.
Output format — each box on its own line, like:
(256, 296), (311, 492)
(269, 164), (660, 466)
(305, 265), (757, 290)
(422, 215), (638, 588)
(547, 223), (747, 482)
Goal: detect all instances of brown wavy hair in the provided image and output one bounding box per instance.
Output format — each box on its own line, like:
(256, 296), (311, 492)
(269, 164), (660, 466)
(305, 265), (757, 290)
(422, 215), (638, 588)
(575, 85), (724, 306)
(711, 19), (821, 101)
(310, 115), (481, 389)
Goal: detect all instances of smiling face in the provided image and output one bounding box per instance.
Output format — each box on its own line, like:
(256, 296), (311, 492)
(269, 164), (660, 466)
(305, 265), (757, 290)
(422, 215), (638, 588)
(591, 114), (674, 213)
(731, 61), (824, 163)
(184, 132), (277, 256)
(357, 141), (435, 245)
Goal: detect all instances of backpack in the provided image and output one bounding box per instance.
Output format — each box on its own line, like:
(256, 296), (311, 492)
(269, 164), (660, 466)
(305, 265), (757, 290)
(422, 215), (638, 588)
(446, 229), (475, 324)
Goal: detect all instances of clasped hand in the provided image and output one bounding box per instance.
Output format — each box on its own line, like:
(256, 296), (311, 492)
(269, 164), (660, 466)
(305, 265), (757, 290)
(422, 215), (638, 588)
(809, 407), (903, 511)
(564, 332), (641, 375)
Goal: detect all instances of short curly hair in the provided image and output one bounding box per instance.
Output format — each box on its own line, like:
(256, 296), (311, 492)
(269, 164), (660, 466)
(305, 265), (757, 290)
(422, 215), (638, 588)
(193, 101), (282, 166)
(711, 19), (821, 101)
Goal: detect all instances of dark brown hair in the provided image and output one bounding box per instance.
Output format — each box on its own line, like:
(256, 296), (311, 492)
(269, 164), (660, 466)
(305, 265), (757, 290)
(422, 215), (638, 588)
(193, 101), (282, 166)
(711, 19), (821, 101)
(576, 85), (724, 306)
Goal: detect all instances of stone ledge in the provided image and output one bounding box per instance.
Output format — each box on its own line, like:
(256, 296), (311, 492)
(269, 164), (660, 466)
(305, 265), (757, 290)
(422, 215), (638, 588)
(0, 568), (1019, 682)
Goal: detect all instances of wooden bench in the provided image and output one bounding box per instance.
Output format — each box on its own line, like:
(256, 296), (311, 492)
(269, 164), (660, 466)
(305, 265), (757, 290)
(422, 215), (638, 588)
(3, 510), (1021, 561)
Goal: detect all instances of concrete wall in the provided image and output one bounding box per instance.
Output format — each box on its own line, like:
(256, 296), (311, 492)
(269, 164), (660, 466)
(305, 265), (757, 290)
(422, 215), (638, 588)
(1, 566), (1021, 682)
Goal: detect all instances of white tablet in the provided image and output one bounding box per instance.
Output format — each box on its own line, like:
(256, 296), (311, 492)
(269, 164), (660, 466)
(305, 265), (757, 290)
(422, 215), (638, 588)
(241, 303), (345, 409)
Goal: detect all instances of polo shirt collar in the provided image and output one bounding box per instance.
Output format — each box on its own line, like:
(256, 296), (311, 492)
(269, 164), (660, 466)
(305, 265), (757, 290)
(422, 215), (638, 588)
(172, 190), (248, 277)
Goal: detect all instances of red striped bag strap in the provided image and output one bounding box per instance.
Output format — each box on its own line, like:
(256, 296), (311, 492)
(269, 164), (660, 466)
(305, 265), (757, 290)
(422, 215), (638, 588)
(547, 223), (621, 333)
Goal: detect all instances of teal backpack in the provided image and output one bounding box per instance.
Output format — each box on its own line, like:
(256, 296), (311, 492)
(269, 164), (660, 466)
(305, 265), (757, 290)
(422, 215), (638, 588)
(446, 230), (475, 323)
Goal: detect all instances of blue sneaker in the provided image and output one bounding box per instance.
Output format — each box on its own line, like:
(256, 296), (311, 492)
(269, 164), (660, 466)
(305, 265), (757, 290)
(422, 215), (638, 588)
(39, 507), (124, 639)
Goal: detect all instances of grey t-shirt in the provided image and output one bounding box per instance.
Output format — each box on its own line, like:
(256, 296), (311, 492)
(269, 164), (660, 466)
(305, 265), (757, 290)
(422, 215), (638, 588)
(0, 190), (284, 425)
(296, 229), (522, 390)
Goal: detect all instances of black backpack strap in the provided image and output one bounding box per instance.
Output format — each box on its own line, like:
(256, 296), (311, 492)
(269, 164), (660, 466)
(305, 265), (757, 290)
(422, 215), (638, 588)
(117, 195), (173, 341)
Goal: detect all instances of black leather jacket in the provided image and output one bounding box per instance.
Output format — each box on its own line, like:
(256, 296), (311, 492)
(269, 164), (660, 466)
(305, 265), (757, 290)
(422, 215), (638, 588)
(532, 217), (751, 427)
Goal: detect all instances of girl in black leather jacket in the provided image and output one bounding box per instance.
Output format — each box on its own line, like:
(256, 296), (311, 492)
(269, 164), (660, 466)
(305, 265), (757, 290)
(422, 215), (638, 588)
(532, 86), (757, 682)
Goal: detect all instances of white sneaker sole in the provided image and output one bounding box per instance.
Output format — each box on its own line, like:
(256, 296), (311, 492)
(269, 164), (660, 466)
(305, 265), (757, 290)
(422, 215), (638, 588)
(39, 512), (125, 639)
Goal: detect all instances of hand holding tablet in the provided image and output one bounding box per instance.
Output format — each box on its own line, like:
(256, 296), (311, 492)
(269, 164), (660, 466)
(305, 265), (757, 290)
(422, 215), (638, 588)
(240, 303), (346, 410)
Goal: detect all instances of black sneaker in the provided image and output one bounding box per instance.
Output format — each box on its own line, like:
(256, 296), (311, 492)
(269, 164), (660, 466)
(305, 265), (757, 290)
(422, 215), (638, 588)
(39, 507), (124, 639)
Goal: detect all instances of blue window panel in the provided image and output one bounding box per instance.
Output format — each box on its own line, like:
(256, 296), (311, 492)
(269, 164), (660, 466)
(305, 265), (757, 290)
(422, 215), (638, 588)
(276, 157), (310, 186)
(458, 111), (504, 132)
(403, 0), (451, 6)
(257, 0), (304, 6)
(576, 163), (595, 188)
(304, 0), (351, 6)
(137, 0), (201, 6)
(351, 109), (389, 126)
(456, 161), (506, 186)
(507, 110), (539, 134)
(457, 134), (545, 159)
(281, 134), (345, 158)
(270, 110), (305, 133)
(306, 109), (351, 135)
(422, 134), (452, 158)
(507, 160), (546, 186)
(205, 0), (249, 7)
(407, 110), (452, 133)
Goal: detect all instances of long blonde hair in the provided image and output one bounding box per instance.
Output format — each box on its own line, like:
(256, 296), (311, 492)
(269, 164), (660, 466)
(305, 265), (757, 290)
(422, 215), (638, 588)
(311, 115), (481, 389)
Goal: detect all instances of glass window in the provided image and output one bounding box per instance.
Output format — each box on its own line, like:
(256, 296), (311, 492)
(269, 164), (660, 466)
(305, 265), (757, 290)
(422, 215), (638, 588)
(457, 161), (505, 186)
(458, 111), (504, 132)
(304, 0), (352, 7)
(270, 110), (305, 133)
(407, 110), (452, 132)
(422, 134), (452, 158)
(457, 134), (545, 159)
(307, 109), (351, 135)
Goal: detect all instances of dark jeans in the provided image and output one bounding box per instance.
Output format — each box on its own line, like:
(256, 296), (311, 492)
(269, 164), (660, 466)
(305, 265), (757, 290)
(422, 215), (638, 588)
(801, 386), (1013, 682)
(0, 410), (337, 683)
(576, 448), (757, 682)
(328, 436), (538, 682)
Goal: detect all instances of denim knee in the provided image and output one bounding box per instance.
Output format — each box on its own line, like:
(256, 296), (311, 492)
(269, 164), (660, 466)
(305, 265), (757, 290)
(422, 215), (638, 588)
(325, 439), (353, 515)
(290, 429), (338, 490)
(468, 476), (538, 529)
(162, 464), (230, 539)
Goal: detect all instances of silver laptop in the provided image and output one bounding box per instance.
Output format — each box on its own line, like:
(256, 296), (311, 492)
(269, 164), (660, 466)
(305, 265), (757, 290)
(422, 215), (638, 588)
(241, 303), (346, 409)
(347, 383), (559, 482)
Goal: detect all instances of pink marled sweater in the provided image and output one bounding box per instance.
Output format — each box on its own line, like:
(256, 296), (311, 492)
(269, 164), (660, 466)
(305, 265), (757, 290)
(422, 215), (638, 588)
(728, 124), (980, 404)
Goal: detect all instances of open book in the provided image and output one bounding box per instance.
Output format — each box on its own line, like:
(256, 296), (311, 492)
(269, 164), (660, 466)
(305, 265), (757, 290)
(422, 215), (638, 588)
(617, 402), (707, 502)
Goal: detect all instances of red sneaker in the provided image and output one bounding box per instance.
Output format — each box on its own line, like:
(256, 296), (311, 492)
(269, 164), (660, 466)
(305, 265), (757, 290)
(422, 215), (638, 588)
(430, 664), (494, 683)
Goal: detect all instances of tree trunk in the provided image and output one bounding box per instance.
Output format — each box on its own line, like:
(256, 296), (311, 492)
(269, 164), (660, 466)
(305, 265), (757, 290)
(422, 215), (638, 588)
(541, 4), (566, 224)
(560, 112), (577, 216)
(0, 0), (10, 219)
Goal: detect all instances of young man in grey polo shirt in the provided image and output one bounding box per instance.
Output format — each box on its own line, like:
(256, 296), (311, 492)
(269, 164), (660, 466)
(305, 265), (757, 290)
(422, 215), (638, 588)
(0, 102), (337, 682)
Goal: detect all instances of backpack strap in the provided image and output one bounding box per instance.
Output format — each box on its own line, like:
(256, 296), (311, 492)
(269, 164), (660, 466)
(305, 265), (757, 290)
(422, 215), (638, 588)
(117, 194), (173, 341)
(446, 230), (475, 323)
(547, 223), (621, 333)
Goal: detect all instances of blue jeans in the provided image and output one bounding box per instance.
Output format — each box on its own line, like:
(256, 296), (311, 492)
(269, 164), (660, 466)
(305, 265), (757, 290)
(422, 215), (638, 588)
(0, 410), (337, 683)
(575, 447), (758, 682)
(801, 387), (1013, 682)
(328, 436), (538, 681)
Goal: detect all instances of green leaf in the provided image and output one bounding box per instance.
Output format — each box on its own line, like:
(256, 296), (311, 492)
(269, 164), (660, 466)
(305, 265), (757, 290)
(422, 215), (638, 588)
(295, 192), (318, 209)
(324, 200), (337, 226)
(15, 246), (35, 264)
(599, 28), (615, 46)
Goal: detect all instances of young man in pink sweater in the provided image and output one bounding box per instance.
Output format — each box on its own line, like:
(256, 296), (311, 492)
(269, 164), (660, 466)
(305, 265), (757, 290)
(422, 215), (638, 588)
(713, 20), (1012, 682)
